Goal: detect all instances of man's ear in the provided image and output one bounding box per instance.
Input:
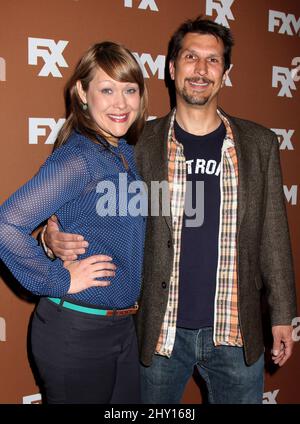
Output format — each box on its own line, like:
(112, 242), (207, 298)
(76, 80), (87, 103)
(169, 60), (176, 81)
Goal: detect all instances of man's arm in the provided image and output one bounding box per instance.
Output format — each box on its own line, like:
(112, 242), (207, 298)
(44, 215), (89, 261)
(259, 134), (297, 366)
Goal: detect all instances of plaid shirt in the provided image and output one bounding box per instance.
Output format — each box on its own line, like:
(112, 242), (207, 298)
(156, 109), (243, 357)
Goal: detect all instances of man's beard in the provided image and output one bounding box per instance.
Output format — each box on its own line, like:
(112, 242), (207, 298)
(180, 77), (212, 106)
(181, 89), (209, 105)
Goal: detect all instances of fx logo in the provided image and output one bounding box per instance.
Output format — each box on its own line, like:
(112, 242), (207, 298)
(0, 317), (6, 342)
(224, 64), (233, 86)
(263, 389), (279, 404)
(292, 316), (300, 342)
(284, 185), (298, 205)
(0, 57), (6, 81)
(23, 393), (42, 404)
(271, 129), (295, 150)
(206, 0), (235, 28)
(132, 52), (165, 80)
(28, 37), (69, 77)
(124, 0), (158, 11)
(269, 10), (300, 36)
(29, 118), (65, 144)
(272, 57), (300, 97)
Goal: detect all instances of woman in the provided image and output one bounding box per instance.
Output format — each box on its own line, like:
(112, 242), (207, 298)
(0, 41), (148, 403)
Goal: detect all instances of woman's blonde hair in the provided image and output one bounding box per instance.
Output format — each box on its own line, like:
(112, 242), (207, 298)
(54, 41), (148, 149)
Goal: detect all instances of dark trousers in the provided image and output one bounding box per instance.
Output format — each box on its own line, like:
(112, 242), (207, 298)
(31, 297), (140, 404)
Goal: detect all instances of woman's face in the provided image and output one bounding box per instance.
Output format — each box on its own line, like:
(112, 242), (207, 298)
(77, 67), (141, 142)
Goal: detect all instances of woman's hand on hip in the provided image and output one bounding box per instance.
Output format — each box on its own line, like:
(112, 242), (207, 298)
(64, 255), (116, 293)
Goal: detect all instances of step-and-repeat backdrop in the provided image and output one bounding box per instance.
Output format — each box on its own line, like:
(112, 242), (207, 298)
(0, 0), (299, 404)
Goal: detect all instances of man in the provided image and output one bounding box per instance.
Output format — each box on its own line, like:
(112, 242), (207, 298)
(44, 17), (297, 403)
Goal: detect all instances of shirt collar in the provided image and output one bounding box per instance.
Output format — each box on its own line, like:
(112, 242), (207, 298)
(168, 107), (235, 148)
(217, 109), (234, 147)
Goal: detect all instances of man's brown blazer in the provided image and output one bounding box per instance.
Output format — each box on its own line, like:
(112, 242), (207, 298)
(134, 110), (297, 367)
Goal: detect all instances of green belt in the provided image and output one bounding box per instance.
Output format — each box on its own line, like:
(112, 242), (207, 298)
(47, 297), (138, 316)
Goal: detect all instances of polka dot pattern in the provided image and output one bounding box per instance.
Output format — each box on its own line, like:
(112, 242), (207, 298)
(0, 131), (146, 308)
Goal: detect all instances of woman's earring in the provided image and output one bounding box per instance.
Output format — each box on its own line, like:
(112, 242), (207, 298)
(82, 102), (88, 111)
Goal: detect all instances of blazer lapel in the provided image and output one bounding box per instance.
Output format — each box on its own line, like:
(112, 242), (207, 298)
(147, 114), (173, 232)
(229, 118), (250, 234)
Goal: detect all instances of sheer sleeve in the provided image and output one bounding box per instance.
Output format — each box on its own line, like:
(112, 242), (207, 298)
(0, 143), (91, 296)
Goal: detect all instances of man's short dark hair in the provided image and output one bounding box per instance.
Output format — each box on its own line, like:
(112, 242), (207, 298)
(168, 16), (234, 72)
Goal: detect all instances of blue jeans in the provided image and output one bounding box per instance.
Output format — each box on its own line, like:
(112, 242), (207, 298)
(140, 327), (264, 404)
